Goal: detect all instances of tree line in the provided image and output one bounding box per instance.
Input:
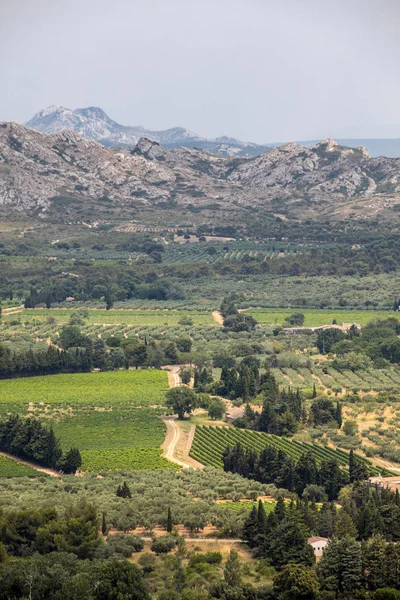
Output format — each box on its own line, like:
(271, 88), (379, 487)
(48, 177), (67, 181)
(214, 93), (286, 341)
(0, 415), (81, 473)
(223, 443), (358, 501)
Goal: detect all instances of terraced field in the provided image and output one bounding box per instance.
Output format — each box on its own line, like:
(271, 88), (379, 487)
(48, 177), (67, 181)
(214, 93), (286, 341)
(0, 370), (176, 472)
(190, 425), (388, 476)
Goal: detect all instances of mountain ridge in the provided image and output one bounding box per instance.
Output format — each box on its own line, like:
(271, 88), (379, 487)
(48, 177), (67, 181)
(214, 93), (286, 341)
(25, 105), (400, 158)
(26, 105), (272, 157)
(1, 121), (399, 227)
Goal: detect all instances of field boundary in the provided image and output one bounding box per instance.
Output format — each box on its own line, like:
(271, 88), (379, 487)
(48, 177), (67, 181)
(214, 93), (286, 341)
(0, 451), (61, 477)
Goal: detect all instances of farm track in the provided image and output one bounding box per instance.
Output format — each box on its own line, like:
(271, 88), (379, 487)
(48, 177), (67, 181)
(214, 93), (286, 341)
(161, 365), (203, 469)
(212, 311), (224, 325)
(162, 418), (198, 469)
(0, 451), (61, 477)
(2, 305), (24, 315)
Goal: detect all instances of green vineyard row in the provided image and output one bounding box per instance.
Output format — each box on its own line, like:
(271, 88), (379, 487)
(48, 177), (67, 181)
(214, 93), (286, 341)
(190, 425), (393, 477)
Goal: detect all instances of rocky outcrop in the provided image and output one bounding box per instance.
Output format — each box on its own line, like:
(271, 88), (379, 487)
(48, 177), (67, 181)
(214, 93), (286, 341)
(0, 123), (399, 220)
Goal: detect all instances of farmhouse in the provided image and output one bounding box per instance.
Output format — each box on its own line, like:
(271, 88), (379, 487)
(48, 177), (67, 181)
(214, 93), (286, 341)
(307, 536), (328, 557)
(225, 406), (245, 424)
(369, 475), (400, 492)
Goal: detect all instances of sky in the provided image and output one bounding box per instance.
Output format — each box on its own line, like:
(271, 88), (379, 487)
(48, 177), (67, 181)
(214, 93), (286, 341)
(1, 0), (399, 143)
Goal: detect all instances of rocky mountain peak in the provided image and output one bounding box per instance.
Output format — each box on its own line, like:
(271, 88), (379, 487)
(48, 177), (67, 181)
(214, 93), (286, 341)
(25, 105), (274, 157)
(74, 106), (111, 122)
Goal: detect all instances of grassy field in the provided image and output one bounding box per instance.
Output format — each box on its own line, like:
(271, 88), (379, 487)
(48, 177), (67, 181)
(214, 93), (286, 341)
(0, 370), (175, 472)
(8, 308), (216, 326)
(245, 308), (399, 327)
(0, 455), (42, 478)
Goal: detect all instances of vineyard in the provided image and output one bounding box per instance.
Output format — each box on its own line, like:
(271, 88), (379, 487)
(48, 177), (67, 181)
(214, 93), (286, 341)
(0, 370), (175, 473)
(0, 455), (42, 478)
(190, 425), (387, 476)
(0, 370), (169, 409)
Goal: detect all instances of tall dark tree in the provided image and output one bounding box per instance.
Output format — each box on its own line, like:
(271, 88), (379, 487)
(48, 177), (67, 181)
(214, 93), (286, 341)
(167, 507), (173, 533)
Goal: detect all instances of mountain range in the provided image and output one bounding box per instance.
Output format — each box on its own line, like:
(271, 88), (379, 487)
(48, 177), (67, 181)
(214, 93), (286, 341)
(0, 121), (399, 226)
(25, 105), (400, 158)
(26, 106), (273, 158)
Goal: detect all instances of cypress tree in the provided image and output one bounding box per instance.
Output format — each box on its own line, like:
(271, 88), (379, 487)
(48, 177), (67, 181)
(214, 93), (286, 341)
(116, 481), (132, 498)
(243, 505), (258, 547)
(167, 506), (173, 533)
(336, 401), (343, 428)
(257, 499), (267, 531)
(173, 560), (186, 592)
(102, 512), (107, 536)
(224, 549), (242, 588)
(349, 449), (355, 481)
(275, 497), (286, 522)
(105, 288), (113, 311)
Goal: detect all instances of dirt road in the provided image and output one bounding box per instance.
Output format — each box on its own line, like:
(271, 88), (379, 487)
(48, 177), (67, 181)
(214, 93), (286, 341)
(0, 451), (61, 477)
(162, 365), (181, 388)
(162, 418), (194, 469)
(2, 305), (24, 315)
(212, 311), (224, 325)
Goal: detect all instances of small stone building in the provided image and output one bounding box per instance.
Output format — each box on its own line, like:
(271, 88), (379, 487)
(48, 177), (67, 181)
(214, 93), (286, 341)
(307, 536), (328, 557)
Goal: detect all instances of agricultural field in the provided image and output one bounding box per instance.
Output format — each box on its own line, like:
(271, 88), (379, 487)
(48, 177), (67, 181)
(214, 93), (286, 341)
(5, 308), (216, 327)
(245, 308), (400, 327)
(0, 455), (42, 478)
(0, 370), (175, 472)
(271, 365), (400, 393)
(163, 240), (309, 264)
(190, 425), (386, 476)
(0, 370), (169, 409)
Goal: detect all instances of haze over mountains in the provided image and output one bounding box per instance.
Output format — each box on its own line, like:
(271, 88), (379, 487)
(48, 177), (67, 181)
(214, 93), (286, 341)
(0, 120), (399, 225)
(26, 106), (400, 159)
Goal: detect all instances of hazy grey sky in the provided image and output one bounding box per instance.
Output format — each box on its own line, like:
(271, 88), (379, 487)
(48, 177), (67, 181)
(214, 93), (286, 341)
(1, 0), (399, 142)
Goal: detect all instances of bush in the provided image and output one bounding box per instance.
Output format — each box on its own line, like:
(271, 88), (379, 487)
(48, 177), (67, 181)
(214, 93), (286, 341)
(189, 551), (222, 567)
(343, 419), (358, 436)
(151, 535), (177, 554)
(373, 590), (400, 600)
(103, 534), (144, 557)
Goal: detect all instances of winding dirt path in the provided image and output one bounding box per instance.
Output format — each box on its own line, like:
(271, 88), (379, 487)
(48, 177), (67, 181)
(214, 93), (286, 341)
(0, 451), (62, 478)
(212, 311), (224, 326)
(160, 365), (203, 469)
(2, 305), (24, 315)
(162, 418), (203, 470)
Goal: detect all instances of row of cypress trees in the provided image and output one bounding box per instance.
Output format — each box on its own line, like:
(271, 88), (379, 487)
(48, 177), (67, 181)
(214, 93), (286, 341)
(0, 414), (81, 474)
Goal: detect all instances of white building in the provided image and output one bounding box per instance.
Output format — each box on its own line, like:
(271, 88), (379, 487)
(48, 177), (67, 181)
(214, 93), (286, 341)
(307, 536), (329, 557)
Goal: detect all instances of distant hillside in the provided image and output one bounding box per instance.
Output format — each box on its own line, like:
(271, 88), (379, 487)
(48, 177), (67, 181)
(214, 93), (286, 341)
(0, 123), (399, 227)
